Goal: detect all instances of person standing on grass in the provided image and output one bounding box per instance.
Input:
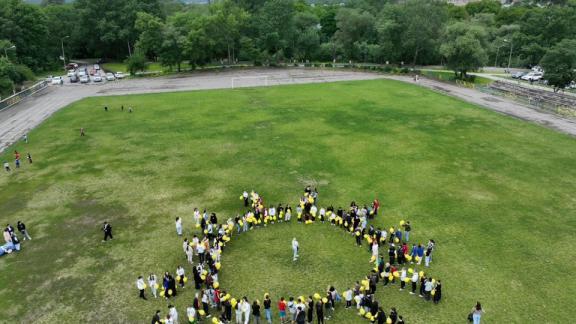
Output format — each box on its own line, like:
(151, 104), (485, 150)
(403, 221), (411, 242)
(410, 269), (419, 295)
(241, 297), (251, 324)
(23, 134), (28, 143)
(26, 153), (32, 164)
(307, 296), (314, 323)
(263, 294), (272, 324)
(315, 299), (324, 324)
(471, 302), (484, 324)
(176, 217), (183, 236)
(201, 290), (211, 318)
(137, 276), (147, 300)
(177, 265), (186, 288)
(104, 106), (108, 112)
(252, 300), (261, 324)
(295, 306), (306, 324)
(168, 304), (178, 324)
(424, 277), (433, 300)
(278, 297), (287, 323)
(102, 221), (113, 241)
(151, 310), (161, 324)
(149, 273), (158, 298)
(292, 238), (299, 261)
(3, 161), (10, 172)
(433, 280), (442, 304)
(427, 239), (436, 262)
(17, 221), (31, 240)
(186, 304), (196, 324)
(80, 127), (85, 136)
(186, 244), (194, 265)
(288, 297), (297, 322)
(243, 191), (249, 207)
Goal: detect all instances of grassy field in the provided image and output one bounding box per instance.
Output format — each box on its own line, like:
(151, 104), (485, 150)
(0, 79), (575, 323)
(420, 70), (493, 86)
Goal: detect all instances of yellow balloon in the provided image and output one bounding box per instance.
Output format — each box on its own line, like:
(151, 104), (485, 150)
(408, 268), (414, 274)
(406, 255), (412, 261)
(160, 290), (165, 297)
(314, 293), (321, 300)
(200, 275), (206, 280)
(365, 312), (372, 319)
(322, 297), (328, 303)
(198, 309), (206, 316)
(394, 237), (399, 243)
(355, 231), (361, 237)
(399, 220), (405, 226)
(386, 317), (392, 324)
(359, 308), (366, 315)
(195, 224), (201, 228)
(419, 271), (424, 278)
(213, 282), (220, 289)
(389, 227), (394, 233)
(388, 275), (393, 281)
(393, 271), (400, 277)
(204, 230), (208, 234)
(143, 284), (147, 289)
(176, 275), (181, 281)
(431, 289), (436, 296)
(154, 284), (159, 289)
(404, 278), (411, 283)
(183, 277), (188, 283)
(189, 315), (195, 322)
(215, 262), (222, 270)
(212, 317), (219, 324)
(168, 289), (173, 296)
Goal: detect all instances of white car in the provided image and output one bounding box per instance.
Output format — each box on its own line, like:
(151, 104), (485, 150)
(115, 72), (125, 79)
(521, 72), (543, 81)
(94, 64), (100, 70)
(106, 73), (115, 81)
(51, 76), (63, 85)
(93, 74), (102, 82)
(67, 70), (76, 77)
(80, 75), (90, 83)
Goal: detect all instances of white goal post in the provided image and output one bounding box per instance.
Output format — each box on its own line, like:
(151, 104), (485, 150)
(231, 75), (270, 89)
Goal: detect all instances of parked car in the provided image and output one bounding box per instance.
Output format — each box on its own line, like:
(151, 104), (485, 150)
(78, 70), (87, 78)
(106, 72), (115, 81)
(94, 64), (100, 70)
(45, 75), (53, 82)
(51, 76), (63, 85)
(67, 70), (76, 78)
(521, 72), (543, 81)
(69, 74), (79, 83)
(511, 72), (526, 79)
(93, 74), (102, 82)
(115, 72), (125, 79)
(569, 81), (576, 89)
(66, 63), (78, 70)
(80, 75), (90, 83)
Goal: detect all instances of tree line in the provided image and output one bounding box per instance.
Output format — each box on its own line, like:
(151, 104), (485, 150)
(1, 0), (576, 96)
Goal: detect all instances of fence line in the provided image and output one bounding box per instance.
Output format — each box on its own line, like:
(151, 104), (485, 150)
(0, 81), (48, 112)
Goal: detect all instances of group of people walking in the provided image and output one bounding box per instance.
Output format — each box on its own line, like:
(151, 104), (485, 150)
(3, 148), (32, 172)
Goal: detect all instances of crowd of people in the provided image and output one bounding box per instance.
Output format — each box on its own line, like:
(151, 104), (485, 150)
(141, 187), (443, 323)
(1, 221), (31, 256)
(3, 146), (33, 173)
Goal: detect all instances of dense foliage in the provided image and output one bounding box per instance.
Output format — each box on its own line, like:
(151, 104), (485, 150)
(1, 0), (576, 92)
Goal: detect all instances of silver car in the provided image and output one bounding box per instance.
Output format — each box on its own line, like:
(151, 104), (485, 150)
(80, 75), (90, 83)
(93, 74), (103, 82)
(106, 73), (115, 81)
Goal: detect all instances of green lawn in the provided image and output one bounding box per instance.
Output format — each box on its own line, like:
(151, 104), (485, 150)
(0, 79), (575, 323)
(420, 70), (493, 86)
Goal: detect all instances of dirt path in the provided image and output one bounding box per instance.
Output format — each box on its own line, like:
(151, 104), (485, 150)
(385, 75), (576, 137)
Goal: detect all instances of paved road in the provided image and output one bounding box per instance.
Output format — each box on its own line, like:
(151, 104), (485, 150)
(0, 68), (385, 152)
(385, 75), (576, 137)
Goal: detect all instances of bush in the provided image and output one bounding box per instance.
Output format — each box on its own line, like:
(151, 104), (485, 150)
(324, 63), (332, 68)
(400, 67), (410, 74)
(314, 63), (321, 67)
(382, 66), (392, 73)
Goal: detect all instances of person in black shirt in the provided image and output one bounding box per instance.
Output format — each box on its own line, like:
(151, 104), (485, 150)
(17, 221), (31, 240)
(389, 307), (398, 323)
(210, 213), (218, 225)
(388, 244), (396, 265)
(252, 300), (261, 324)
(263, 294), (272, 323)
(102, 222), (113, 241)
(433, 280), (442, 304)
(295, 306), (306, 324)
(376, 307), (386, 324)
(223, 299), (232, 321)
(307, 296), (314, 323)
(151, 310), (161, 324)
(316, 300), (324, 324)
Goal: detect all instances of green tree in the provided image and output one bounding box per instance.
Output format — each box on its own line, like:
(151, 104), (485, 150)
(334, 8), (375, 61)
(540, 39), (576, 91)
(159, 25), (187, 71)
(125, 51), (147, 75)
(135, 12), (165, 60)
(440, 22), (488, 78)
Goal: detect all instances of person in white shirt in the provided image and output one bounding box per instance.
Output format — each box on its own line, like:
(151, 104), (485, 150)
(310, 205), (318, 219)
(175, 217), (183, 236)
(148, 273), (158, 298)
(319, 207), (326, 222)
(410, 271), (419, 295)
(269, 206), (276, 219)
(136, 276), (147, 300)
(176, 265), (186, 288)
(186, 305), (196, 323)
(344, 288), (353, 308)
(241, 297), (251, 324)
(194, 208), (201, 227)
(292, 238), (299, 261)
(185, 245), (194, 265)
(168, 304), (178, 324)
(399, 268), (407, 291)
(371, 241), (379, 258)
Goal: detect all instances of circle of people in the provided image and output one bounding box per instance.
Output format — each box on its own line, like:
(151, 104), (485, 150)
(138, 187), (441, 324)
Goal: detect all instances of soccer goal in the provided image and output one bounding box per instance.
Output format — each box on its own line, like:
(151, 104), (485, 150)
(231, 75), (270, 89)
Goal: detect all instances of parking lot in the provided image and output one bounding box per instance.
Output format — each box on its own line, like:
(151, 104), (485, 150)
(48, 63), (126, 86)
